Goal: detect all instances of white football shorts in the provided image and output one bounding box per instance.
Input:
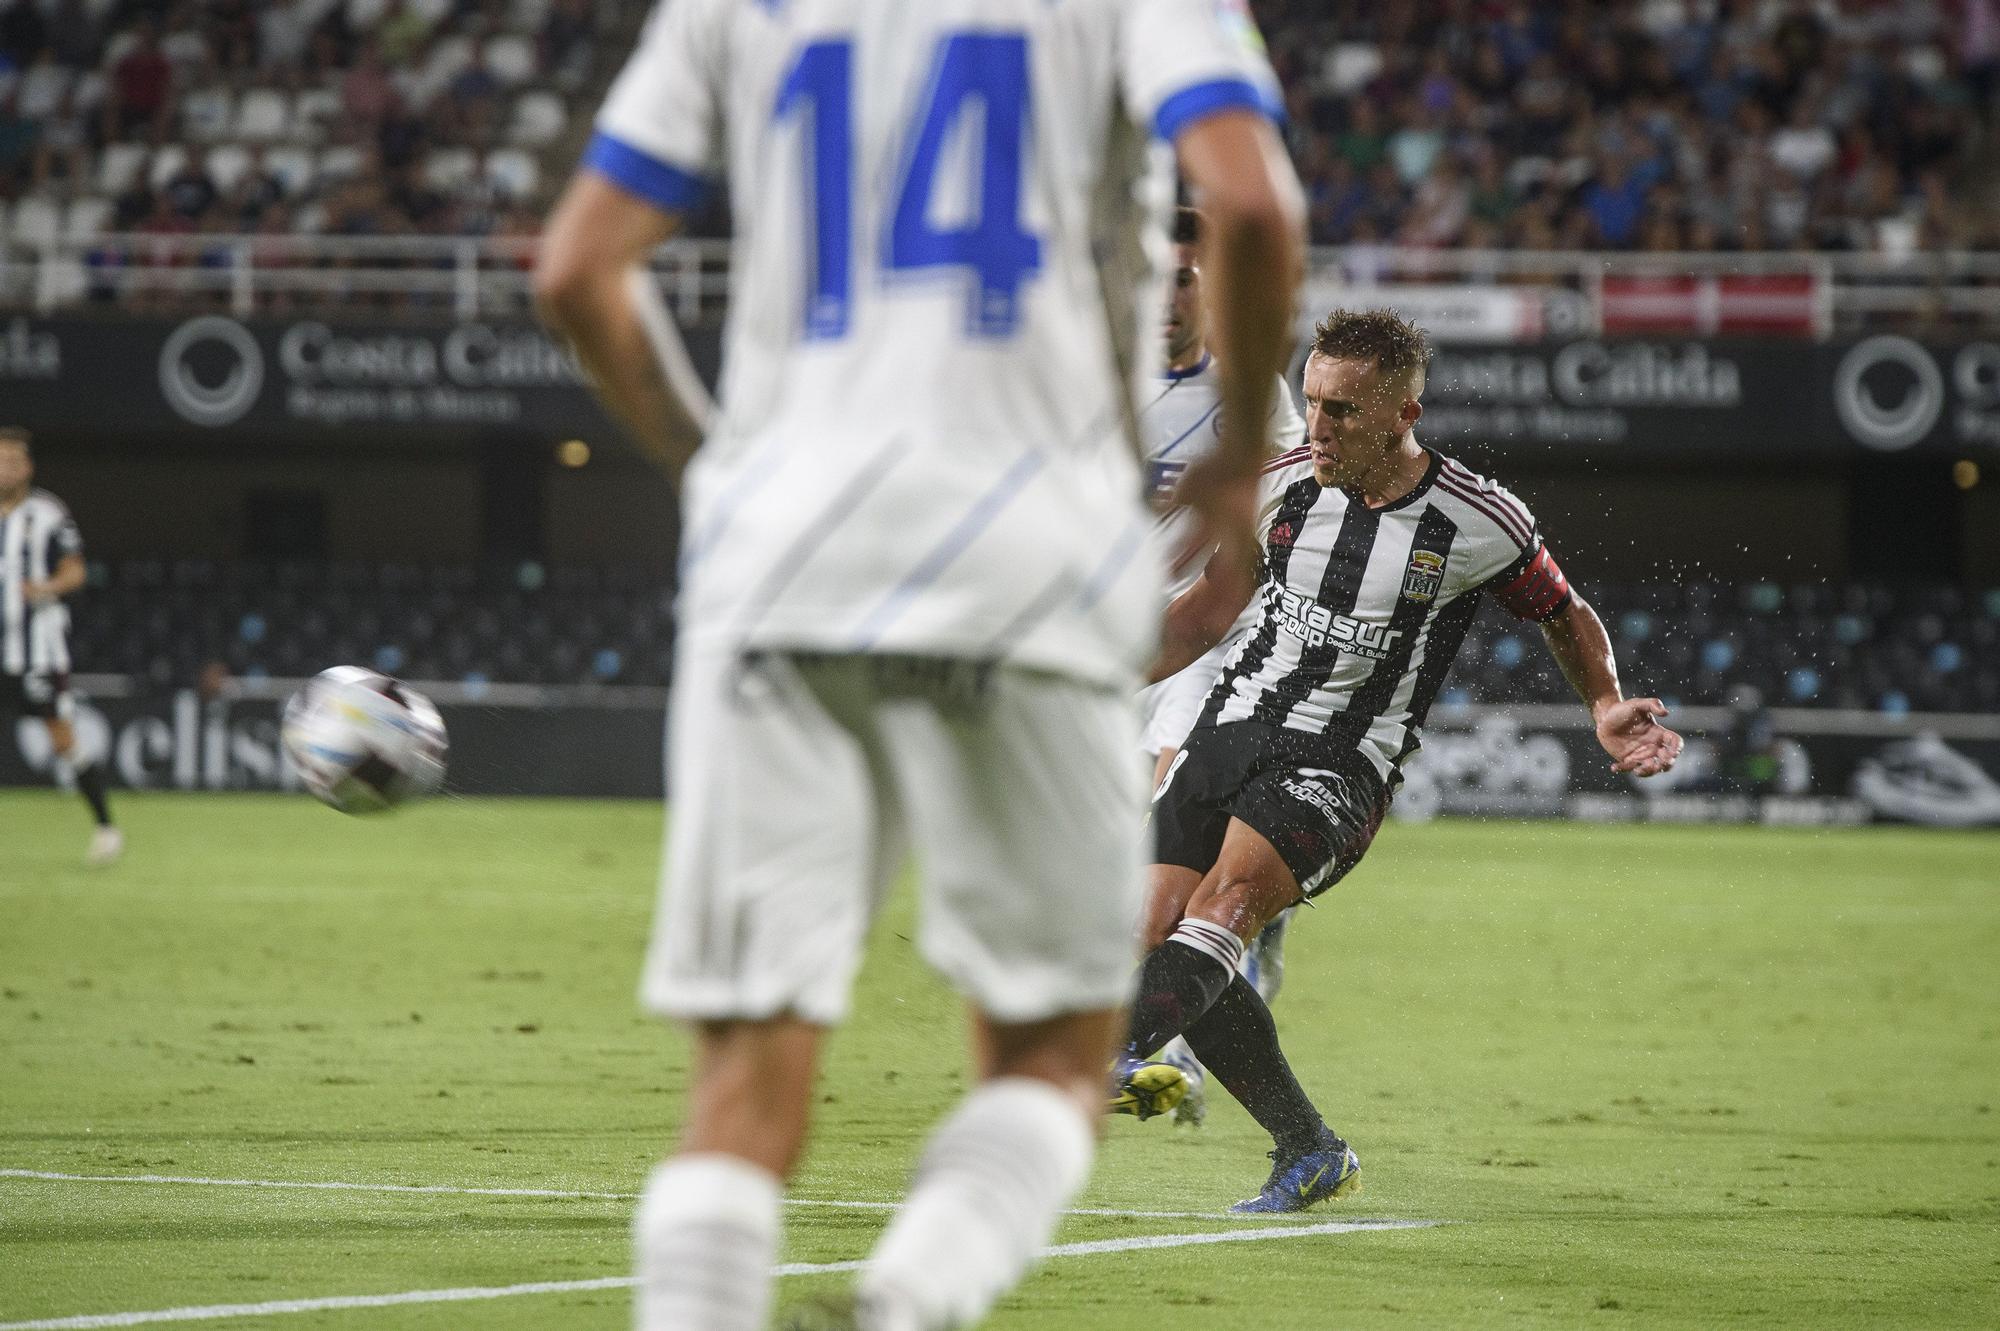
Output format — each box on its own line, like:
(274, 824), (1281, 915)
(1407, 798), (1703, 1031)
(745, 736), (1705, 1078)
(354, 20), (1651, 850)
(643, 649), (1148, 1026)
(1135, 634), (1237, 758)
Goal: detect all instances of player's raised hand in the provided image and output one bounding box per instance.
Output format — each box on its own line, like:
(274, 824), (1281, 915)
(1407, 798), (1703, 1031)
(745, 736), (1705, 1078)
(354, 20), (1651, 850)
(1595, 698), (1683, 777)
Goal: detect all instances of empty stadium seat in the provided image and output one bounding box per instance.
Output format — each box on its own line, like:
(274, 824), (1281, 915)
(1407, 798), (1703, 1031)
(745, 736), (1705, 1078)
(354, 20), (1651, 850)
(483, 149), (539, 201)
(291, 88), (344, 144)
(484, 35), (537, 86)
(422, 147), (478, 191)
(10, 197), (63, 249)
(506, 90), (567, 147)
(180, 86), (236, 143)
(206, 144), (252, 192)
(94, 142), (150, 195)
(265, 147), (316, 197)
(147, 144), (189, 190)
(316, 144), (368, 185)
(66, 197), (114, 240)
(234, 89), (292, 142)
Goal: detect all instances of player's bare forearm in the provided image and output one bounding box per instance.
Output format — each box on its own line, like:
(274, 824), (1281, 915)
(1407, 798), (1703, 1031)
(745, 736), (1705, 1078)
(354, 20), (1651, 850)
(22, 554), (85, 603)
(1542, 592), (1685, 776)
(1152, 553), (1257, 683)
(1176, 110), (1305, 477)
(1539, 593), (1622, 719)
(533, 174), (709, 485)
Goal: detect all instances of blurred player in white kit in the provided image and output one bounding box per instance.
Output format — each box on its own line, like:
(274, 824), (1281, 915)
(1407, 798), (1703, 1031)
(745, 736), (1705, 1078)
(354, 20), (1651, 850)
(535, 1), (1302, 1327)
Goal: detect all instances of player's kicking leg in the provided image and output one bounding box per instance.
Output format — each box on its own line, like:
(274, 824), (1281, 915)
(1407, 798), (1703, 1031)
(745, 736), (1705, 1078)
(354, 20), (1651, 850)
(1123, 820), (1360, 1211)
(1113, 725), (1387, 1210)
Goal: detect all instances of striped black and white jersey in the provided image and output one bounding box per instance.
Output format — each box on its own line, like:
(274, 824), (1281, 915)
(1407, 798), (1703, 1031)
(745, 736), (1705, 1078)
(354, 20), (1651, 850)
(1198, 448), (1572, 785)
(0, 488), (83, 676)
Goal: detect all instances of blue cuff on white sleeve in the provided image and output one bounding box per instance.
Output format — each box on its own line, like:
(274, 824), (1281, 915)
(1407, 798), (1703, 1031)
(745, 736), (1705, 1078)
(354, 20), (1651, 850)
(582, 131), (712, 211)
(1153, 77), (1286, 142)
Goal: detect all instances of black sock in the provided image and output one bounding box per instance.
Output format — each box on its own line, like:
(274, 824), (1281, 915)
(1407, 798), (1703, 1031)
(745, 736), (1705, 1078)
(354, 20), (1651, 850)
(1184, 973), (1328, 1155)
(73, 761), (113, 827)
(1124, 939), (1236, 1058)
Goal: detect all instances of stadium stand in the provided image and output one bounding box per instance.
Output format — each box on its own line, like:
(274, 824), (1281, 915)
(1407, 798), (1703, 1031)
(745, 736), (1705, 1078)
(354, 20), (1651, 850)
(1256, 0), (2000, 254)
(6, 1), (1996, 260)
(67, 560), (2000, 715)
(0, 0), (621, 262)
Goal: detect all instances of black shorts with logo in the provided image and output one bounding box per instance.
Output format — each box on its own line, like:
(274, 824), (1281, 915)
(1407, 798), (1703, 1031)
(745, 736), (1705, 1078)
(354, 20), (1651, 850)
(1151, 720), (1391, 899)
(1, 670), (73, 722)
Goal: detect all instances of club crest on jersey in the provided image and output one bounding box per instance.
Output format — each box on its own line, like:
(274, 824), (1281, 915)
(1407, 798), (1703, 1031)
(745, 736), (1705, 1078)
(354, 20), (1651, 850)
(1402, 549), (1446, 603)
(1268, 521), (1296, 549)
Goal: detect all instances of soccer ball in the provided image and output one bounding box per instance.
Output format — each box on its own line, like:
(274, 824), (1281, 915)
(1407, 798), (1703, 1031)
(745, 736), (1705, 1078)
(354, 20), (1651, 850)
(281, 666), (447, 814)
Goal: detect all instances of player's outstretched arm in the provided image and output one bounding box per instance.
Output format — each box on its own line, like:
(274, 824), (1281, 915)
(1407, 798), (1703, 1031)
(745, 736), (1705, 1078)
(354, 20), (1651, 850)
(1539, 592), (1684, 778)
(1170, 108), (1305, 557)
(533, 174), (712, 485)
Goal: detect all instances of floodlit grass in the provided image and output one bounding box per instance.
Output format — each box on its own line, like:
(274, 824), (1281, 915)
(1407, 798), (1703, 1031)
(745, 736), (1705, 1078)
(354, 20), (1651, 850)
(3, 790), (1997, 1327)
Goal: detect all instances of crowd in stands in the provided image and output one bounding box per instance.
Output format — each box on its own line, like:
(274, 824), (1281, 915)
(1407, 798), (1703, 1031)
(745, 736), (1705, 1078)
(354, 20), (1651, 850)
(0, 0), (611, 261)
(6, 0), (1998, 263)
(1257, 0), (2000, 254)
(70, 559), (2000, 716)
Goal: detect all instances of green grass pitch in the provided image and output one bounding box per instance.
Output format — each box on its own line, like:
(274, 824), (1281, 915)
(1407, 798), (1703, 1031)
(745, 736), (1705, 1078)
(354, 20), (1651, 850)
(3, 790), (1997, 1328)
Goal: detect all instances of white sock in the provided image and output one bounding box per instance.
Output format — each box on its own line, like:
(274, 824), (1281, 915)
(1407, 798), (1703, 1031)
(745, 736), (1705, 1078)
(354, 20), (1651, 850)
(633, 1153), (782, 1331)
(1159, 1035), (1201, 1079)
(859, 1078), (1095, 1331)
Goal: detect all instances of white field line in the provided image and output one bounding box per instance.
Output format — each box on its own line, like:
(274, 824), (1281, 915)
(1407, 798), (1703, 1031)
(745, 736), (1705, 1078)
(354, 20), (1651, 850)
(0, 1220), (1437, 1330)
(0, 1168), (1332, 1224)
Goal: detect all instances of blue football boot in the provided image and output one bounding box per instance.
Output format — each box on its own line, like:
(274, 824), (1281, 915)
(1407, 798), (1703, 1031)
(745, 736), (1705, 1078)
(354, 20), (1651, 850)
(1228, 1128), (1361, 1213)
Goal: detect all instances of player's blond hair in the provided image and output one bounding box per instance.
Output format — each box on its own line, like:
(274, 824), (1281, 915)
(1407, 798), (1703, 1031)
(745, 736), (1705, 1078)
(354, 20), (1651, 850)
(1309, 309), (1430, 393)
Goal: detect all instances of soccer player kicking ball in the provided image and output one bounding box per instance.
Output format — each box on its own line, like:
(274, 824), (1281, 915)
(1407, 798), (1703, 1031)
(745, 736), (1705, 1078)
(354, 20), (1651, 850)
(0, 427), (121, 865)
(535, 1), (1304, 1327)
(1110, 310), (1683, 1213)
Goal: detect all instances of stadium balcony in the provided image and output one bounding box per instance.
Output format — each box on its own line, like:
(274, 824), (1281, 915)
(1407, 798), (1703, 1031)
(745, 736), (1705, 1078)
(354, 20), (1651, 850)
(6, 234), (2000, 332)
(67, 559), (2000, 717)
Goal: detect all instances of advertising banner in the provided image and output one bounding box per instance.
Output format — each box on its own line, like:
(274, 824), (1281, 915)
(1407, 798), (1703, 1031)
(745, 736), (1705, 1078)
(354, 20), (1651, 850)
(5, 314), (2000, 456)
(3, 687), (665, 799)
(1417, 335), (2000, 455)
(1397, 712), (2000, 827)
(7, 686), (1998, 828)
(0, 314), (720, 442)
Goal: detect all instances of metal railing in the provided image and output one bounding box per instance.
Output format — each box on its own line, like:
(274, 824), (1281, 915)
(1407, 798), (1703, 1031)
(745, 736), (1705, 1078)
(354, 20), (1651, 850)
(5, 232), (1999, 332)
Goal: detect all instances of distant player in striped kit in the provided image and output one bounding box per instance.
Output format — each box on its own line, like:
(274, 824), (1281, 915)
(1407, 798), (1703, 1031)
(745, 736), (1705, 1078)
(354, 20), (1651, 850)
(1112, 311), (1682, 1211)
(0, 427), (121, 865)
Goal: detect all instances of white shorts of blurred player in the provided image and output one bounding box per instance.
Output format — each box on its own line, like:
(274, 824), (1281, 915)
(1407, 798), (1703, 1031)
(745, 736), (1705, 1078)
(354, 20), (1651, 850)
(1135, 635), (1237, 759)
(643, 649), (1149, 1027)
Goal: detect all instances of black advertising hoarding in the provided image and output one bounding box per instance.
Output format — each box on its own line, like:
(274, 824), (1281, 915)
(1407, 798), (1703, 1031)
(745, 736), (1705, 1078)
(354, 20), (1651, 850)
(0, 314), (720, 442)
(2, 688), (665, 798)
(1414, 335), (2000, 456)
(6, 313), (2000, 454)
(7, 688), (1997, 829)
